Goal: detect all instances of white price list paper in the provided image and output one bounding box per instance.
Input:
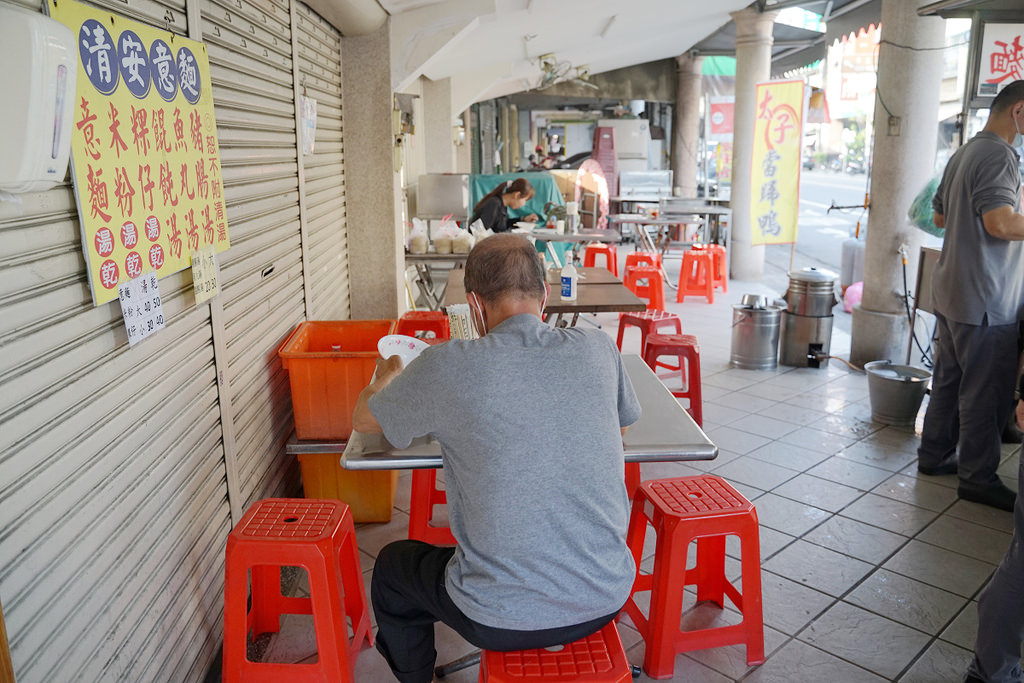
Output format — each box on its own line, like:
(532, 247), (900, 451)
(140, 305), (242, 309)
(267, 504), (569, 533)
(191, 245), (220, 305)
(118, 273), (165, 346)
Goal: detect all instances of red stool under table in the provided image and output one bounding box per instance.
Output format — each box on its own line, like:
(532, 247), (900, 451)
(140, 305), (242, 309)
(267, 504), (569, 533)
(624, 252), (662, 271)
(397, 310), (450, 341)
(623, 265), (666, 311)
(409, 469), (457, 545)
(583, 243), (619, 277)
(642, 334), (702, 427)
(620, 476), (764, 679)
(223, 498), (373, 682)
(676, 250), (714, 304)
(479, 621), (632, 682)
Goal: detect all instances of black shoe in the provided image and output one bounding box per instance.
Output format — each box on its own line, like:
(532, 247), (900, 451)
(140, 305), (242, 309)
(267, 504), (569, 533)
(918, 457), (958, 476)
(1001, 420), (1023, 444)
(957, 482), (1017, 511)
(965, 676), (984, 683)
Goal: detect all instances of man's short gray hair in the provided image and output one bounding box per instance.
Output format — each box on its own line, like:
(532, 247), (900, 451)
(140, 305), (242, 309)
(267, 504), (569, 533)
(464, 234), (545, 303)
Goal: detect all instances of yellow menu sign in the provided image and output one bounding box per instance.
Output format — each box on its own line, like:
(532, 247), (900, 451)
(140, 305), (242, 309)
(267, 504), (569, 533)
(750, 80), (804, 246)
(48, 0), (230, 305)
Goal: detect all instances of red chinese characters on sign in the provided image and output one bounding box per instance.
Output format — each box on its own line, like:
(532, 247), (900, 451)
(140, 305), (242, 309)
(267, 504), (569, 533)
(145, 215), (160, 241)
(100, 259), (119, 289)
(121, 220), (139, 248)
(77, 97), (102, 161)
(130, 105), (150, 156)
(86, 164), (112, 222)
(149, 243), (164, 269)
(167, 213), (182, 258)
(138, 164), (155, 212)
(108, 102), (128, 159)
(184, 207), (199, 251)
(151, 108), (172, 153)
(189, 109), (203, 152)
(159, 161), (178, 207)
(201, 205), (214, 243)
(94, 227), (114, 257)
(114, 166), (135, 216)
(125, 251), (143, 279)
(988, 36), (1024, 85)
(757, 90), (798, 150)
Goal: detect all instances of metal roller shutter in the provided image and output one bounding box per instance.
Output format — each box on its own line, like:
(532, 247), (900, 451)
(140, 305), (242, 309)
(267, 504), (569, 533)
(201, 0), (306, 508)
(296, 2), (350, 320)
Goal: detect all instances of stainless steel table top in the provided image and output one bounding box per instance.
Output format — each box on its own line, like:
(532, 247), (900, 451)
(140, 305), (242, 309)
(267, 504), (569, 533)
(312, 354), (717, 470)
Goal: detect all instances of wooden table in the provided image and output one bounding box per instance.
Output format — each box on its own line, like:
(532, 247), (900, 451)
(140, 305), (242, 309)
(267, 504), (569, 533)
(443, 268), (645, 327)
(311, 354), (717, 470)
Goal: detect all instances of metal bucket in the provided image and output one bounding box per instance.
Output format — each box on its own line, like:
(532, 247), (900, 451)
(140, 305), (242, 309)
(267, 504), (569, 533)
(783, 267), (839, 317)
(730, 304), (781, 370)
(864, 360), (931, 426)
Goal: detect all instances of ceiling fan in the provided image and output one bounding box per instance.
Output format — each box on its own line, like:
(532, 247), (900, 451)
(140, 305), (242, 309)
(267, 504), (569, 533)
(525, 52), (599, 91)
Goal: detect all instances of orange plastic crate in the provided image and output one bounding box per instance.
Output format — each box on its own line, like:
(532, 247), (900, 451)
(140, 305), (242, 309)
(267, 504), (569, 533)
(297, 453), (398, 523)
(278, 320), (397, 439)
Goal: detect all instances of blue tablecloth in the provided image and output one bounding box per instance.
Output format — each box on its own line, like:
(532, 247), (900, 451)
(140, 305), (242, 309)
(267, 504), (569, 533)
(469, 172), (565, 222)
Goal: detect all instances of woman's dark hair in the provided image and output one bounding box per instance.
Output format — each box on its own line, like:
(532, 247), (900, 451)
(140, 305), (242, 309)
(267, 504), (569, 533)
(464, 234), (545, 303)
(472, 177), (535, 215)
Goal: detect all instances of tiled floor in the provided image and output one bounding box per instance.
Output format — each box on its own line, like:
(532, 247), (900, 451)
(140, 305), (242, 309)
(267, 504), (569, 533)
(223, 245), (1022, 682)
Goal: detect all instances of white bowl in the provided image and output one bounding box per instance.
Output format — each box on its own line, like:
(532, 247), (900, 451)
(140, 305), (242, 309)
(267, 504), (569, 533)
(377, 334), (430, 365)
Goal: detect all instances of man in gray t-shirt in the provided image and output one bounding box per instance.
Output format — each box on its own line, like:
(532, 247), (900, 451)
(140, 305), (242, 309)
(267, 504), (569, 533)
(918, 80), (1024, 513)
(352, 234), (640, 683)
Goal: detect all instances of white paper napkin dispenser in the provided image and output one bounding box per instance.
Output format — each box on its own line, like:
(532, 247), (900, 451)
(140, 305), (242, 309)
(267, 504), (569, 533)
(0, 6), (76, 193)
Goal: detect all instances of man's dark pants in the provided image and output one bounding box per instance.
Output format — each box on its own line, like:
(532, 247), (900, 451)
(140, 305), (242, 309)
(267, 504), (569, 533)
(370, 540), (619, 683)
(918, 312), (1019, 488)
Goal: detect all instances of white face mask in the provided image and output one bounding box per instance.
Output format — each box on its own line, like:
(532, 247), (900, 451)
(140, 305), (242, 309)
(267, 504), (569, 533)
(1015, 111), (1024, 149)
(470, 293), (487, 336)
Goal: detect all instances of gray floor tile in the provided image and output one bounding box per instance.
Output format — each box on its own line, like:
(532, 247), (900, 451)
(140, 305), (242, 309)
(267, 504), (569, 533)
(354, 511), (411, 558)
(872, 474), (959, 511)
(846, 569), (967, 634)
(713, 392), (779, 414)
(836, 440), (919, 472)
(799, 602), (931, 679)
(743, 639), (886, 683)
(712, 456), (800, 490)
(758, 400), (828, 425)
(784, 393), (850, 414)
(746, 440), (832, 472)
(702, 401), (750, 426)
(759, 571), (836, 635)
(809, 414), (883, 440)
(683, 621), (787, 680)
(915, 516), (1013, 566)
(807, 456), (894, 491)
(804, 515), (908, 564)
(778, 427), (858, 455)
(728, 481), (767, 503)
(750, 493), (831, 536)
(883, 539), (997, 598)
(867, 426), (923, 454)
(772, 473), (864, 513)
(762, 540), (874, 598)
(945, 498), (1016, 534)
(703, 425), (774, 455)
(840, 494), (939, 537)
(726, 525), (794, 562)
(685, 448), (743, 472)
(899, 638), (973, 683)
(705, 371), (764, 391)
(731, 413), (801, 440)
(940, 601), (979, 650)
(625, 643), (733, 682)
(745, 382), (803, 402)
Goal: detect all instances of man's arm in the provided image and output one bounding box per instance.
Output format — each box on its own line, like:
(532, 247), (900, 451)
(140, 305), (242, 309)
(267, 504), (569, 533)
(352, 355), (403, 433)
(933, 212), (945, 229)
(981, 205), (1024, 240)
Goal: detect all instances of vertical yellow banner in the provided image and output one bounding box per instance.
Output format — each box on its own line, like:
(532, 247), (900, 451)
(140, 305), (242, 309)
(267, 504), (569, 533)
(750, 80), (804, 245)
(48, 0), (230, 305)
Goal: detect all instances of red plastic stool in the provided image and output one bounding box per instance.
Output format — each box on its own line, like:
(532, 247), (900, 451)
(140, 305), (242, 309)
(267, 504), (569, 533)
(676, 251), (714, 304)
(397, 311), (450, 341)
(223, 499), (372, 682)
(623, 265), (666, 310)
(620, 476), (764, 679)
(583, 243), (619, 277)
(624, 252), (662, 271)
(479, 621), (632, 682)
(690, 244), (727, 293)
(642, 334), (702, 426)
(409, 469), (457, 545)
(616, 310), (683, 355)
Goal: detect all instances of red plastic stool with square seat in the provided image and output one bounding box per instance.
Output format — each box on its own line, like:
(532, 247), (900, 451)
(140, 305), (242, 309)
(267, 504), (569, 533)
(397, 311), (450, 341)
(409, 469), (458, 545)
(624, 252), (662, 271)
(623, 265), (666, 311)
(479, 621), (632, 682)
(223, 499), (373, 683)
(620, 476), (764, 679)
(676, 250), (714, 304)
(642, 334), (702, 426)
(583, 243), (619, 276)
(690, 244), (727, 293)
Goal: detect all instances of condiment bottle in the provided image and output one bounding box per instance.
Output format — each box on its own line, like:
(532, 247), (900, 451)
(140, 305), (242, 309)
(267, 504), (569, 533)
(560, 250), (578, 302)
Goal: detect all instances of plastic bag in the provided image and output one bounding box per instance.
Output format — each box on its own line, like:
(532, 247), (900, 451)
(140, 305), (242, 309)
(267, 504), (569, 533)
(434, 218), (463, 254)
(407, 218), (429, 254)
(468, 219), (493, 242)
(908, 175), (943, 238)
(843, 281), (863, 313)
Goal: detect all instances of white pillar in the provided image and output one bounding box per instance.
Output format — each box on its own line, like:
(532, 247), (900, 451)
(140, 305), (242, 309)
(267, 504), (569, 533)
(850, 0), (944, 367)
(342, 22), (405, 318)
(671, 53), (703, 198)
(729, 7), (777, 281)
(423, 78), (456, 173)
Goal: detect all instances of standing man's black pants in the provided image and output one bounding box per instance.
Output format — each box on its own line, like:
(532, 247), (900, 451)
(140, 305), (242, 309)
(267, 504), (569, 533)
(370, 540), (619, 683)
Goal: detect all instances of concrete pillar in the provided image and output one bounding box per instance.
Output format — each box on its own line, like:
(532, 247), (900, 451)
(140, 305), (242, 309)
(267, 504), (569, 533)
(671, 53), (704, 198)
(850, 0), (944, 367)
(423, 77), (456, 173)
(342, 21), (405, 318)
(729, 7), (777, 281)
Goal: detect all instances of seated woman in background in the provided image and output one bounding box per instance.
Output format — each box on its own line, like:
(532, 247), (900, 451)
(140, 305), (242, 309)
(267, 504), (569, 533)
(469, 178), (539, 233)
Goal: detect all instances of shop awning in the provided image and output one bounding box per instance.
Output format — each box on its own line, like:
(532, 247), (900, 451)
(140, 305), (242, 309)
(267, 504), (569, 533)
(918, 0), (1023, 19)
